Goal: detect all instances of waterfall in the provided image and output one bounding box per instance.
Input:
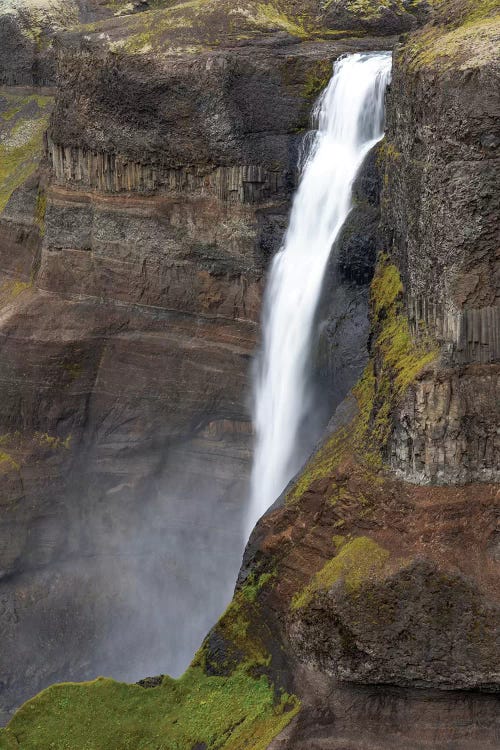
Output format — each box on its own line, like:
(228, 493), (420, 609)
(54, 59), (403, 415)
(246, 52), (392, 536)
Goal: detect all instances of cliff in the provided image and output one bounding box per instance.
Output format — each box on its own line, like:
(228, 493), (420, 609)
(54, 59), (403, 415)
(0, 0), (398, 723)
(0, 0), (498, 747)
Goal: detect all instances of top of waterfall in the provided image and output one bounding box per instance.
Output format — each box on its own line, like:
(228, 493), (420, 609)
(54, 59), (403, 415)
(315, 52), (392, 146)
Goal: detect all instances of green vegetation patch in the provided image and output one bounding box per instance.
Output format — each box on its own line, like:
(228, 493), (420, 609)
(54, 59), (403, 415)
(0, 451), (20, 472)
(0, 279), (31, 301)
(292, 536), (390, 609)
(403, 0), (500, 70)
(34, 432), (72, 450)
(196, 571), (277, 676)
(251, 3), (309, 37)
(0, 92), (53, 213)
(302, 59), (333, 99)
(323, 0), (400, 17)
(1, 669), (299, 750)
(1, 567), (297, 749)
(287, 253), (437, 503)
(76, 0), (342, 53)
(370, 254), (437, 394)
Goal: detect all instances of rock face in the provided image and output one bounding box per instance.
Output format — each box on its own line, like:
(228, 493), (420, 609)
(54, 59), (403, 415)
(254, 5), (500, 748)
(381, 11), (500, 485)
(315, 143), (382, 415)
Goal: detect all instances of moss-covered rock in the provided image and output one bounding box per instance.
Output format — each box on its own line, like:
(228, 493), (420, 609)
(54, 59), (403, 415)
(290, 554), (500, 690)
(323, 0), (429, 34)
(287, 252), (438, 503)
(0, 563), (297, 749)
(401, 0), (500, 70)
(292, 536), (390, 609)
(0, 91), (52, 213)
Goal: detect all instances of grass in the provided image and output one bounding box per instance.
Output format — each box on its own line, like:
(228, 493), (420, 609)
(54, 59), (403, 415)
(1, 565), (297, 749)
(0, 670), (299, 750)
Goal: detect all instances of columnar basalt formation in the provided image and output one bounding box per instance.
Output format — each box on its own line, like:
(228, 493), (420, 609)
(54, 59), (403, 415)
(381, 4), (500, 485)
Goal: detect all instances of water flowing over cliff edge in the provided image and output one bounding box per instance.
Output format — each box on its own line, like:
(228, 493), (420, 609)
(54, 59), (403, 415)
(248, 52), (392, 536)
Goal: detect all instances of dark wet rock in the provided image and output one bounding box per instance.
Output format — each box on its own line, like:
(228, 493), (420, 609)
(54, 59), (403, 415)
(314, 144), (382, 416)
(137, 675), (164, 688)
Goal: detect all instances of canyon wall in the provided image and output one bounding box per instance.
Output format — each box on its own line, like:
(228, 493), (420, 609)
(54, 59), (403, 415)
(0, 0), (397, 722)
(0, 0), (498, 748)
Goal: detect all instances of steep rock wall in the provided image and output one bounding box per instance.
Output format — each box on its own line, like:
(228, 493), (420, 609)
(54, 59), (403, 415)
(381, 9), (500, 484)
(0, 23), (395, 721)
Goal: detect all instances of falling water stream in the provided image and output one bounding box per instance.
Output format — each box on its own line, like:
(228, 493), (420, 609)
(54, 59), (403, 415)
(246, 52), (392, 536)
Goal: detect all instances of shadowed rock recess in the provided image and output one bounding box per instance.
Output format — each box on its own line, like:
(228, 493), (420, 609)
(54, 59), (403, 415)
(0, 0), (498, 748)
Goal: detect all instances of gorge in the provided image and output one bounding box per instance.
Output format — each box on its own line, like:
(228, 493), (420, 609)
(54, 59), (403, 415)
(0, 0), (498, 748)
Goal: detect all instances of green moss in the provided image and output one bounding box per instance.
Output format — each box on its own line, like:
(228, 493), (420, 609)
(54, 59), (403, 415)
(241, 572), (276, 603)
(0, 451), (20, 472)
(0, 94), (52, 213)
(0, 280), (31, 300)
(1, 669), (299, 750)
(403, 0), (500, 70)
(253, 4), (309, 37)
(0, 93), (52, 123)
(370, 255), (438, 394)
(332, 534), (347, 549)
(207, 582), (272, 673)
(376, 139), (401, 170)
(370, 258), (403, 315)
(321, 0), (419, 23)
(78, 0), (347, 54)
(34, 432), (72, 450)
(286, 253), (437, 502)
(291, 537), (390, 609)
(302, 59), (333, 98)
(323, 0), (389, 16)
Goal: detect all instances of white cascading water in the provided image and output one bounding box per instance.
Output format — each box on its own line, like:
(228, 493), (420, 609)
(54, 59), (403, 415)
(246, 52), (392, 537)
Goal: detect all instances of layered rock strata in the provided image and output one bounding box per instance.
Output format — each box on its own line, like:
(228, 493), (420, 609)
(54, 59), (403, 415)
(0, 7), (396, 722)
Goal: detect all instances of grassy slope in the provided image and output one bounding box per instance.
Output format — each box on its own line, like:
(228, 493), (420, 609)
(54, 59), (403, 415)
(0, 671), (297, 750)
(402, 0), (500, 69)
(0, 572), (298, 749)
